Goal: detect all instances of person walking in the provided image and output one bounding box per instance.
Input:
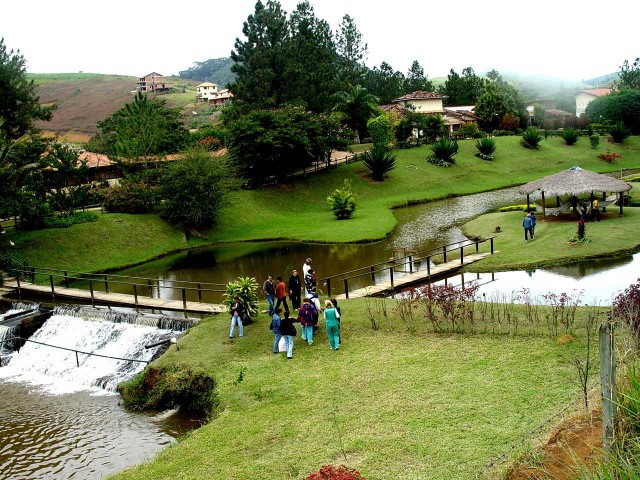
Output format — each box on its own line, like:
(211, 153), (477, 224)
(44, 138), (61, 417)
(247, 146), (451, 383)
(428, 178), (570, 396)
(331, 297), (342, 345)
(279, 311), (297, 359)
(522, 212), (533, 242)
(271, 308), (282, 354)
(228, 295), (245, 338)
(263, 274), (276, 316)
(288, 269), (302, 310)
(309, 286), (321, 334)
(275, 276), (289, 313)
(304, 269), (317, 297)
(592, 198), (600, 221)
(323, 300), (340, 350)
(297, 297), (317, 345)
(302, 258), (312, 295)
(529, 210), (537, 239)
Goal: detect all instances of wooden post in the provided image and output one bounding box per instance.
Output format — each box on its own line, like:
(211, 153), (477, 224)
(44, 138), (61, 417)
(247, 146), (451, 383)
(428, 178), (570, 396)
(389, 267), (394, 288)
(460, 246), (464, 264)
(541, 191), (546, 217)
(370, 265), (375, 282)
(15, 269), (21, 298)
(408, 255), (413, 273)
(182, 288), (187, 311)
(148, 279), (153, 297)
(427, 256), (431, 276)
(343, 279), (349, 299)
(442, 246), (447, 263)
(599, 321), (617, 459)
(197, 283), (202, 302)
(89, 280), (95, 307)
(133, 284), (138, 305)
(490, 238), (494, 254)
(75, 351), (80, 368)
(327, 278), (332, 297)
(526, 193), (530, 211)
(64, 271), (69, 288)
(50, 275), (55, 301)
(475, 239), (479, 253)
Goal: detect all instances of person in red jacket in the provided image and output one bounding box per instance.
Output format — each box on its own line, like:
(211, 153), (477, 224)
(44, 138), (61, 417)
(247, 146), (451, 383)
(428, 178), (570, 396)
(275, 276), (289, 314)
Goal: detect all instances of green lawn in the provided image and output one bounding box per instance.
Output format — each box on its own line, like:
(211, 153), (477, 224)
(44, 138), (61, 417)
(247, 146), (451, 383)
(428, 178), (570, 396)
(110, 298), (595, 480)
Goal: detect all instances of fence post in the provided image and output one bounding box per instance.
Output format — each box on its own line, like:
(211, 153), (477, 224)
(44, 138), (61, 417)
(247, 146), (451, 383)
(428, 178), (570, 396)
(148, 279), (153, 297)
(490, 237), (494, 254)
(326, 278), (332, 297)
(343, 279), (349, 299)
(443, 246), (447, 263)
(15, 269), (21, 298)
(133, 284), (138, 305)
(182, 288), (187, 311)
(50, 275), (55, 301)
(599, 321), (617, 461)
(104, 276), (109, 294)
(389, 267), (394, 288)
(197, 283), (202, 302)
(427, 256), (431, 276)
(75, 351), (80, 368)
(370, 265), (375, 283)
(460, 246), (464, 264)
(64, 271), (69, 288)
(408, 255), (413, 273)
(475, 239), (479, 253)
(89, 280), (95, 307)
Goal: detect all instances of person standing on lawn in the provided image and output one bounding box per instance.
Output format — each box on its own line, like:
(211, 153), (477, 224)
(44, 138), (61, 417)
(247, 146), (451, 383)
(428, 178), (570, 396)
(271, 308), (282, 354)
(297, 297), (317, 345)
(522, 212), (533, 242)
(263, 274), (276, 316)
(323, 300), (340, 350)
(288, 269), (302, 310)
(302, 258), (312, 295)
(275, 276), (289, 314)
(228, 295), (245, 338)
(279, 311), (297, 359)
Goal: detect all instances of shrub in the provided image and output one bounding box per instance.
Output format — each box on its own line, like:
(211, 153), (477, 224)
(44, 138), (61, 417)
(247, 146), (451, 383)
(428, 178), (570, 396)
(305, 465), (367, 480)
(102, 181), (159, 214)
(521, 128), (543, 149)
(327, 179), (357, 219)
(609, 121), (631, 143)
(589, 134), (600, 149)
(43, 211), (99, 229)
(598, 150), (621, 163)
(475, 137), (496, 160)
(560, 128), (580, 146)
(367, 115), (391, 148)
(460, 121), (480, 138)
(612, 278), (640, 347)
(361, 144), (396, 180)
(498, 205), (531, 212)
(429, 137), (459, 165)
(223, 276), (259, 321)
(500, 113), (519, 131)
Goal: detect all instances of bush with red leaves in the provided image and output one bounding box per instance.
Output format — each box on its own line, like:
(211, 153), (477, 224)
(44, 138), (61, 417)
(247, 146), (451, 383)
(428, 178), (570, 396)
(305, 465), (366, 480)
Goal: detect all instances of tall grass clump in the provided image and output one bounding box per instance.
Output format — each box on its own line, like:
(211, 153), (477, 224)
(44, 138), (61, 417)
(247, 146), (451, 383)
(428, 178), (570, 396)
(475, 137), (497, 160)
(609, 121), (631, 144)
(560, 128), (581, 146)
(428, 137), (459, 166)
(361, 144), (396, 181)
(327, 179), (357, 219)
(521, 128), (544, 149)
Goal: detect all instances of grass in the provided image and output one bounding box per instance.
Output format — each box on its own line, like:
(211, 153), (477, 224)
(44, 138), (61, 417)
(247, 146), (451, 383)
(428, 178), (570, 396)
(460, 207), (640, 272)
(109, 298), (596, 480)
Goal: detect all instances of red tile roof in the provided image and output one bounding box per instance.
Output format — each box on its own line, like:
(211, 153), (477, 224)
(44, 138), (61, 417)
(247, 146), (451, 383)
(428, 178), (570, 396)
(580, 88), (611, 97)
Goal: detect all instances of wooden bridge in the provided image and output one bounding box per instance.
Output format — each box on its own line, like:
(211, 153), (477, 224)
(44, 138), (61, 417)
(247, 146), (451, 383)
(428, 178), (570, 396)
(3, 268), (227, 315)
(322, 237), (497, 300)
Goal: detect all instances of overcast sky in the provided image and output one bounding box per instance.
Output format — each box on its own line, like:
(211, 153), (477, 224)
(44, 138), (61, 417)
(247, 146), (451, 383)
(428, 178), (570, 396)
(2, 0), (638, 82)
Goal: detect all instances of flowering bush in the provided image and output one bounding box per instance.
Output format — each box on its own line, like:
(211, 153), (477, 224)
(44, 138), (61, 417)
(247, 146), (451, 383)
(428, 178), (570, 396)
(612, 278), (640, 347)
(597, 150), (621, 162)
(198, 136), (221, 151)
(305, 465), (366, 480)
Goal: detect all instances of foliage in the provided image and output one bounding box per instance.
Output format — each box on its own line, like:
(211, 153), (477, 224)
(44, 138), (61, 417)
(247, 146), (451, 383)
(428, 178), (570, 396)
(361, 61), (406, 105)
(533, 105), (546, 127)
(43, 211), (98, 229)
(560, 127), (581, 146)
(609, 121), (631, 143)
(460, 121), (480, 138)
(118, 365), (218, 415)
(102, 181), (159, 214)
(366, 115), (391, 147)
(305, 465), (366, 480)
(335, 14), (368, 86)
(498, 204), (532, 212)
(598, 150), (621, 162)
(586, 90), (640, 134)
(474, 72), (527, 130)
(327, 179), (357, 219)
(223, 276), (259, 320)
(160, 149), (230, 230)
(612, 278), (640, 346)
(189, 125), (229, 149)
(0, 37), (54, 140)
(178, 57), (235, 85)
(614, 56), (640, 90)
(404, 60), (434, 93)
(521, 128), (543, 149)
(475, 137), (496, 160)
(500, 113), (519, 131)
(567, 219), (590, 244)
(429, 137), (459, 165)
(228, 106), (351, 185)
(361, 144), (396, 180)
(407, 110), (445, 145)
(333, 85), (379, 143)
(95, 91), (188, 162)
(438, 67), (484, 107)
(589, 134), (600, 149)
(42, 143), (90, 215)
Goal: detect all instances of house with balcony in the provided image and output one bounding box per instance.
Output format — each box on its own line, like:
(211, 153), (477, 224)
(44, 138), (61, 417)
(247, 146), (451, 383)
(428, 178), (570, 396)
(137, 72), (173, 93)
(196, 82), (234, 105)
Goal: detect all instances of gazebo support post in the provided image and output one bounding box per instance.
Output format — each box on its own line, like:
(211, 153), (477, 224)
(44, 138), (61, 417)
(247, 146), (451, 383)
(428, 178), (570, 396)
(526, 194), (530, 211)
(541, 191), (546, 217)
(620, 193), (623, 215)
(590, 191), (594, 219)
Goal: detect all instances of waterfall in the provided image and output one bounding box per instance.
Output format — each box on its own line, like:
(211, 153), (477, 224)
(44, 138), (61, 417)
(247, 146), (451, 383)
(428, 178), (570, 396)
(0, 324), (19, 365)
(0, 313), (177, 394)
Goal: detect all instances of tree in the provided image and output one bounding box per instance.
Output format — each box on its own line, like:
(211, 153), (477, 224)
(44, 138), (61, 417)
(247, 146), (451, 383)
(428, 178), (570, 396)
(160, 149), (230, 230)
(533, 105), (546, 127)
(363, 61), (405, 104)
(0, 37), (54, 140)
(614, 57), (640, 91)
(404, 61), (433, 93)
(95, 91), (187, 166)
(474, 73), (526, 130)
(335, 14), (368, 86)
(585, 89), (640, 134)
(333, 85), (380, 142)
(228, 0), (289, 111)
(438, 67), (483, 106)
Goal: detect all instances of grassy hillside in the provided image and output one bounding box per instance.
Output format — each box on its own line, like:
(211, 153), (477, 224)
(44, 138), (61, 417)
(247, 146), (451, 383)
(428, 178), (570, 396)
(29, 73), (204, 140)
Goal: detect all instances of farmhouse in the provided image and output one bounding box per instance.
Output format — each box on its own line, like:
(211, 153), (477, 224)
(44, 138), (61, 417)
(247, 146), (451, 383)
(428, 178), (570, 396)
(392, 91), (447, 114)
(137, 72), (173, 93)
(575, 88), (611, 117)
(196, 82), (234, 105)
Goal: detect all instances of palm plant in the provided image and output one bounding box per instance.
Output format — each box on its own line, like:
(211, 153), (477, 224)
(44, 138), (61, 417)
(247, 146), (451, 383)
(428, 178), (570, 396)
(474, 137), (497, 160)
(609, 121), (631, 143)
(560, 128), (581, 146)
(362, 144), (396, 180)
(333, 85), (379, 143)
(429, 137), (459, 165)
(223, 276), (259, 321)
(521, 128), (544, 149)
(327, 179), (357, 219)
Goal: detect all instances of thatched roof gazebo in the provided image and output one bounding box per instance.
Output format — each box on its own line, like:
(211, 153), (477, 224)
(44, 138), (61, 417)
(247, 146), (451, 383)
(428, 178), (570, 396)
(517, 166), (632, 217)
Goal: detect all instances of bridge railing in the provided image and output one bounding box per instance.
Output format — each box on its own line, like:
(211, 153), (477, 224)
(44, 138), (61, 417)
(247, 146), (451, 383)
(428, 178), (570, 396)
(320, 236), (496, 298)
(13, 266), (228, 309)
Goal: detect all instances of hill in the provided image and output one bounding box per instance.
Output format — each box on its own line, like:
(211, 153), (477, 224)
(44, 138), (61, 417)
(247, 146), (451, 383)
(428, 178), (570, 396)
(178, 57), (235, 86)
(29, 73), (203, 141)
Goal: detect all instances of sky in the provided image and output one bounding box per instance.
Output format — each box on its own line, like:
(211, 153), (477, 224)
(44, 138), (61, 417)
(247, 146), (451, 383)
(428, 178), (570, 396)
(2, 0), (638, 82)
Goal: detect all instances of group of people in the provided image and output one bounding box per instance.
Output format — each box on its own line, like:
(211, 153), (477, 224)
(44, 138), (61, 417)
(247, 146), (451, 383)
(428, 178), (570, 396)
(522, 210), (537, 241)
(228, 257), (343, 358)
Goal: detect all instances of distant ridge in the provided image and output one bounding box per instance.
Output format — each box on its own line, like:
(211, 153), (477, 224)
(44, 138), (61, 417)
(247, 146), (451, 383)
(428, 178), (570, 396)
(178, 57), (235, 86)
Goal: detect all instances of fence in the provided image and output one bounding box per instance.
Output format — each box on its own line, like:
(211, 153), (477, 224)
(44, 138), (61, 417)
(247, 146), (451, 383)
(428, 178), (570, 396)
(14, 266), (228, 309)
(320, 236), (496, 298)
